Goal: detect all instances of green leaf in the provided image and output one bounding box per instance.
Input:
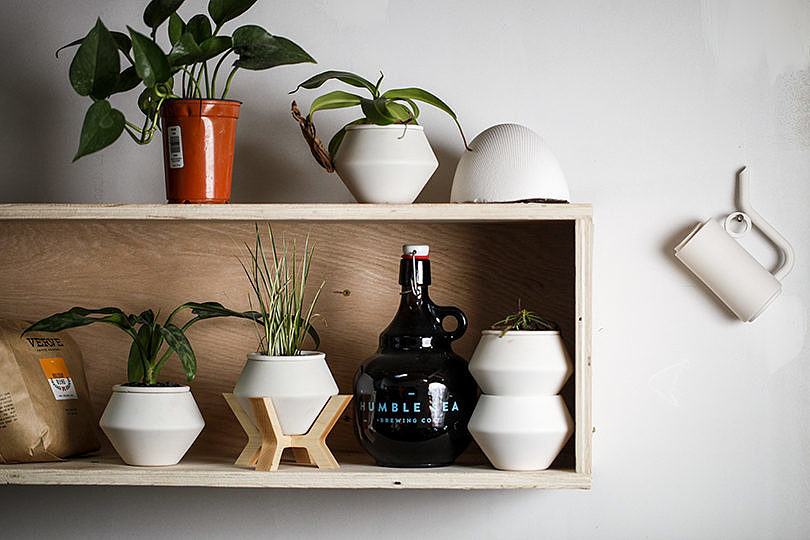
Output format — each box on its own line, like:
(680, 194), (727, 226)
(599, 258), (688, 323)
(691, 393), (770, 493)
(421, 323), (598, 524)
(127, 325), (151, 382)
(293, 70), (377, 97)
(382, 87), (469, 149)
(167, 32), (204, 66)
(168, 13), (186, 46)
(360, 98), (399, 125)
(128, 26), (171, 87)
(232, 25), (315, 70)
(113, 66), (141, 94)
(208, 0), (258, 27)
(184, 301), (261, 322)
(23, 307), (132, 334)
(327, 118), (365, 159)
(384, 100), (414, 123)
(305, 322), (320, 350)
(58, 32), (131, 59)
(133, 310), (156, 326)
(307, 90), (363, 119)
(111, 32), (133, 56)
(160, 323), (196, 381)
(382, 87), (457, 120)
(199, 36), (232, 60)
(69, 18), (121, 99)
(73, 100), (125, 161)
(186, 14), (212, 44)
(144, 0), (185, 32)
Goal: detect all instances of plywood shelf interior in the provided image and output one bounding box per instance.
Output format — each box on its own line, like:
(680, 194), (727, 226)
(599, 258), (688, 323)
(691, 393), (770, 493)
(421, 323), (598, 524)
(0, 203), (592, 489)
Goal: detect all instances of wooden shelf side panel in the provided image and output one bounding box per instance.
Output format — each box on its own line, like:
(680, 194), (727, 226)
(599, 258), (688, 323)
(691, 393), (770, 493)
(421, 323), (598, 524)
(0, 205), (593, 489)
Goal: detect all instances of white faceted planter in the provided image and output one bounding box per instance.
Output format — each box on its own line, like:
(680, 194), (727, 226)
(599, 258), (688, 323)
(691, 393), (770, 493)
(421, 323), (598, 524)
(468, 329), (574, 471)
(468, 395), (573, 471)
(233, 351), (338, 435)
(333, 125), (439, 203)
(469, 330), (572, 395)
(99, 384), (205, 467)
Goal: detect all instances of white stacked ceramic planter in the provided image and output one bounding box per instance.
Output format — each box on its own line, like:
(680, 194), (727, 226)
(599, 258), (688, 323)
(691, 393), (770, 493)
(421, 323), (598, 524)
(467, 330), (574, 471)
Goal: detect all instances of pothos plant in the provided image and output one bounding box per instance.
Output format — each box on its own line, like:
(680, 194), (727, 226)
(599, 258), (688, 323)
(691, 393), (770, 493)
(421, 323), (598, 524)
(290, 70), (469, 172)
(59, 0), (315, 161)
(23, 302), (260, 384)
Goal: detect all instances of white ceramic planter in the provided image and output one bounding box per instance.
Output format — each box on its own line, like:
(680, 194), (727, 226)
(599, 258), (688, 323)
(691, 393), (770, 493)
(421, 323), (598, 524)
(333, 124), (439, 203)
(468, 395), (573, 471)
(99, 384), (204, 467)
(450, 123), (569, 203)
(233, 351), (338, 435)
(468, 330), (572, 395)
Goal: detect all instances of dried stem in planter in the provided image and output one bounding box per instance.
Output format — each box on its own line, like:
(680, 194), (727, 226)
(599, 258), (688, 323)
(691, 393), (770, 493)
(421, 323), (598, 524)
(291, 101), (334, 172)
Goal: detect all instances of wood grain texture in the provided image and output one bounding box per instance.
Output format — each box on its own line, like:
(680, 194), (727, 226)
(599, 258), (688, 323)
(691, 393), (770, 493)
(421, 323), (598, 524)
(0, 203), (593, 221)
(0, 455), (591, 489)
(0, 205), (592, 488)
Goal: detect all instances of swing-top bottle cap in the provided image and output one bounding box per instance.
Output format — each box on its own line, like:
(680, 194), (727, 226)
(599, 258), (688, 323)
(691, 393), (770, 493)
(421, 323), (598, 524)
(402, 244), (429, 258)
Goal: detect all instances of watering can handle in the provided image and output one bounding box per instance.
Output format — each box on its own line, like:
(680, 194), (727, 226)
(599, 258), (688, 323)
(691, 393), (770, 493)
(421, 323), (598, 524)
(737, 167), (795, 281)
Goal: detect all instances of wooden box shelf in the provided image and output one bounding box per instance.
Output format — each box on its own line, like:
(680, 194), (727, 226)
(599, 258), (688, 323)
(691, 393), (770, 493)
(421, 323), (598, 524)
(0, 203), (592, 490)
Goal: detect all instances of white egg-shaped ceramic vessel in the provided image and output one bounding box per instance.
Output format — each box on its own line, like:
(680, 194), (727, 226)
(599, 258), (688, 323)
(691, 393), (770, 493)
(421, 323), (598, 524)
(99, 384), (204, 466)
(469, 330), (572, 396)
(334, 125), (438, 203)
(233, 351), (338, 435)
(468, 395), (573, 471)
(451, 123), (569, 202)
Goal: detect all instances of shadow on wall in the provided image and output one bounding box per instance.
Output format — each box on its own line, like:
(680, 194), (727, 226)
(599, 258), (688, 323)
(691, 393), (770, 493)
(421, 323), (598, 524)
(416, 140), (463, 203)
(0, 68), (75, 202)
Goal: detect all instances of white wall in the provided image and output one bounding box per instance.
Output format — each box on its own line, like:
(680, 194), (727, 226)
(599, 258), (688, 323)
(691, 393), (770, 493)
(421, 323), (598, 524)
(1, 1), (808, 538)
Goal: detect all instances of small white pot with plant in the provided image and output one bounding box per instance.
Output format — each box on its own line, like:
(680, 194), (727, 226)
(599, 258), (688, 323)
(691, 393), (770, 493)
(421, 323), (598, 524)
(24, 301), (257, 466)
(290, 70), (470, 203)
(467, 308), (574, 471)
(232, 224), (337, 435)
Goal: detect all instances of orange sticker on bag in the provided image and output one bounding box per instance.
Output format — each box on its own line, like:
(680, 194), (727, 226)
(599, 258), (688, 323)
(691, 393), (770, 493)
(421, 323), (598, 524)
(39, 357), (78, 400)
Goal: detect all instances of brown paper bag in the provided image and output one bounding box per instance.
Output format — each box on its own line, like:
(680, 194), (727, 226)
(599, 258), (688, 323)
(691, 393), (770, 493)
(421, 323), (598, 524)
(0, 319), (99, 463)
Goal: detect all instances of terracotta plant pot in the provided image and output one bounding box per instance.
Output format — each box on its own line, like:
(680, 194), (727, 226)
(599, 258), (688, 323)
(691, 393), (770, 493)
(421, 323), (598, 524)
(159, 99), (241, 204)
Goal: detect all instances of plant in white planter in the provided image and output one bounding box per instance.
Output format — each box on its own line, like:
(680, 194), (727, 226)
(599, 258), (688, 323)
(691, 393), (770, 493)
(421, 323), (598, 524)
(467, 308), (574, 471)
(290, 70), (469, 203)
(24, 301), (256, 466)
(232, 224), (336, 435)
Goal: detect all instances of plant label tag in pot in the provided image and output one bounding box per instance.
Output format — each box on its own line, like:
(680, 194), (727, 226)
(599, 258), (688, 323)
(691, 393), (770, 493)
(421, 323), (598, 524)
(168, 126), (184, 169)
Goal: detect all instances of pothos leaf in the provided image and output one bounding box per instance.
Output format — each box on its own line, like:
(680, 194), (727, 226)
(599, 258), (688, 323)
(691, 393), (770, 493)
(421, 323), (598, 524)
(69, 18), (121, 99)
(143, 0), (185, 32)
(128, 26), (171, 87)
(232, 25), (315, 70)
(73, 100), (125, 161)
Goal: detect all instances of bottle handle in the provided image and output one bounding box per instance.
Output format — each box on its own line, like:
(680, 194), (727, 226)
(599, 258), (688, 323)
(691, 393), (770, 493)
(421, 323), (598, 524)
(436, 306), (467, 342)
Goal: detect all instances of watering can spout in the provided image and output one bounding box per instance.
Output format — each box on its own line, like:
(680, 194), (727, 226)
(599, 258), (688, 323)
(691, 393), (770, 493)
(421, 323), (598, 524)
(737, 167), (795, 281)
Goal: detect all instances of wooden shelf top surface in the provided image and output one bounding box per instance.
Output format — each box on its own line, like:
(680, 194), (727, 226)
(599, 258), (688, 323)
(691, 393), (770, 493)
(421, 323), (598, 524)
(0, 203), (592, 222)
(0, 455), (590, 490)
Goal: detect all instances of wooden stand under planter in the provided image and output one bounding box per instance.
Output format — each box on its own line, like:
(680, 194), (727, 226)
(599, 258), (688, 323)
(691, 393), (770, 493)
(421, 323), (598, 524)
(223, 393), (352, 471)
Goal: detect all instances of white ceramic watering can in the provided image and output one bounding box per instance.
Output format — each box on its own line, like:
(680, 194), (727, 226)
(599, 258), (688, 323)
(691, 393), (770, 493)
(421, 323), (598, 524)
(674, 167), (795, 322)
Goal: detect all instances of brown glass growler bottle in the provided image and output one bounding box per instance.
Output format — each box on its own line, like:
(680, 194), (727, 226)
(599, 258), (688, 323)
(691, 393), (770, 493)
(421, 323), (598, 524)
(353, 244), (478, 467)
